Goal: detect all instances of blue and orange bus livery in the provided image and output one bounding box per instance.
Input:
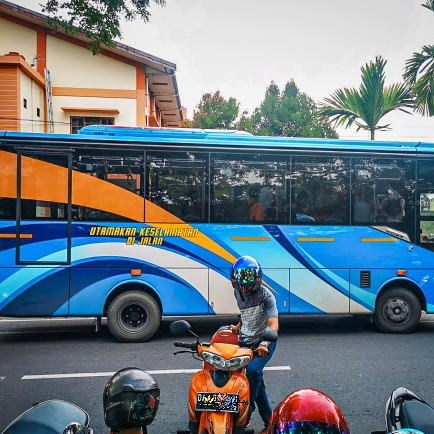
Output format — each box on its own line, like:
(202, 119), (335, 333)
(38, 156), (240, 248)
(0, 126), (433, 341)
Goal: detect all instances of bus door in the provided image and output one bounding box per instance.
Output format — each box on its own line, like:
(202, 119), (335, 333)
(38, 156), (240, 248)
(418, 190), (434, 251)
(15, 151), (71, 316)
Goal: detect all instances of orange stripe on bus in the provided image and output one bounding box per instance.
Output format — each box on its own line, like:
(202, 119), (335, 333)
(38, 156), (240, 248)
(361, 238), (397, 242)
(230, 237), (270, 241)
(72, 171), (144, 221)
(0, 234), (33, 239)
(0, 150), (17, 198)
(297, 237), (335, 242)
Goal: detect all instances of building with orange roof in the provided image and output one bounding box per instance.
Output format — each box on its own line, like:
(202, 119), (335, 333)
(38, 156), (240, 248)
(0, 0), (184, 133)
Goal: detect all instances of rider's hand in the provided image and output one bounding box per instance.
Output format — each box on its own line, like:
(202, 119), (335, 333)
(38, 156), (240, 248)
(228, 324), (240, 335)
(256, 345), (269, 358)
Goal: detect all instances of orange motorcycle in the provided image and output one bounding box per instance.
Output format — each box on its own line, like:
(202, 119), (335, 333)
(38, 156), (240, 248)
(171, 320), (277, 434)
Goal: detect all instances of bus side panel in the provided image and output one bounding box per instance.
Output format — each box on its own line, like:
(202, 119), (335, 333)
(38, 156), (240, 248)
(350, 269), (434, 314)
(290, 269), (350, 314)
(68, 265), (210, 316)
(69, 224), (210, 315)
(0, 266), (69, 316)
(0, 221), (69, 316)
(0, 221), (16, 267)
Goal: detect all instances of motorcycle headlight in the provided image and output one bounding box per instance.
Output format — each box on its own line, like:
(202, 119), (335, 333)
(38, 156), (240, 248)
(202, 352), (226, 370)
(202, 352), (251, 371)
(226, 356), (251, 371)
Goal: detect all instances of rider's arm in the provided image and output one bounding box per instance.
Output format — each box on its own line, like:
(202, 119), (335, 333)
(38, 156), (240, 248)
(256, 316), (279, 357)
(267, 316), (279, 333)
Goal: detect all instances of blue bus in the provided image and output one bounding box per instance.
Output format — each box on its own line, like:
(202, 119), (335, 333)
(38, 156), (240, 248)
(1, 126), (433, 341)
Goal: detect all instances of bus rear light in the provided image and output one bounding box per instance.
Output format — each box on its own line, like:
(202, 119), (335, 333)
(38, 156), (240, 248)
(397, 270), (407, 276)
(131, 269), (142, 276)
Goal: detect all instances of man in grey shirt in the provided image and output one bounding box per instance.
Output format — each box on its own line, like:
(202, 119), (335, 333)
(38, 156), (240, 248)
(229, 256), (279, 434)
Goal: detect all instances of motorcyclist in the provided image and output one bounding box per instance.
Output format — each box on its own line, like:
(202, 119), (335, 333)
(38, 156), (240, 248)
(267, 388), (350, 433)
(103, 367), (160, 434)
(228, 255), (279, 433)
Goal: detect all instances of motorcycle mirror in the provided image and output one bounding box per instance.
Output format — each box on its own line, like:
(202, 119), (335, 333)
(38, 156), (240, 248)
(261, 328), (278, 342)
(170, 320), (192, 336)
(62, 422), (88, 434)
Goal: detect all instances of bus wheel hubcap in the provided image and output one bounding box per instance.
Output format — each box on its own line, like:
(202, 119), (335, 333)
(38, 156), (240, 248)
(384, 298), (410, 323)
(119, 303), (149, 332)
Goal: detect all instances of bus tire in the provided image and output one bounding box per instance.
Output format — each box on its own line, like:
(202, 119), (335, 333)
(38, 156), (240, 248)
(107, 291), (161, 342)
(373, 287), (421, 334)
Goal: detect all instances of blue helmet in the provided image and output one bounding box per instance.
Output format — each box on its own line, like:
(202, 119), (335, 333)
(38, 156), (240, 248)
(231, 256), (262, 295)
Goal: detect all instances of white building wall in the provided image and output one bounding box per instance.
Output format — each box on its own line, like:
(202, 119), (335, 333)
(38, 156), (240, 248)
(19, 71), (45, 133)
(0, 18), (36, 65)
(46, 36), (136, 90)
(52, 96), (137, 134)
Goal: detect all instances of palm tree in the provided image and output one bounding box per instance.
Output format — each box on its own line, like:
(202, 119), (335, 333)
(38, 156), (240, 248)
(404, 45), (434, 116)
(403, 1), (434, 116)
(319, 56), (414, 140)
(421, 0), (433, 12)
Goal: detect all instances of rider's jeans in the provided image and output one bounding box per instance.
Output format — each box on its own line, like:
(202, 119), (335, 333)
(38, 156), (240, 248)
(245, 341), (277, 427)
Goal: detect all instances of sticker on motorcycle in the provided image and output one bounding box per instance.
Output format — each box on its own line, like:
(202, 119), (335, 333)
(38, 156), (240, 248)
(195, 392), (240, 413)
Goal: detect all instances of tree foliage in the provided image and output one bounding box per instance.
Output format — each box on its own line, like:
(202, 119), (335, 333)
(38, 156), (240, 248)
(191, 91), (241, 129)
(403, 2), (434, 116)
(246, 80), (338, 138)
(319, 56), (414, 140)
(41, 0), (166, 54)
(422, 0), (434, 12)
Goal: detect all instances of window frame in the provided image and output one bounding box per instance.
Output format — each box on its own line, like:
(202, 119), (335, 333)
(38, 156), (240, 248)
(70, 116), (115, 134)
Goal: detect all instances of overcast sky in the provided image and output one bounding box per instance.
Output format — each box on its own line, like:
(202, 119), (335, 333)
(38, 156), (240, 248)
(22, 1), (434, 141)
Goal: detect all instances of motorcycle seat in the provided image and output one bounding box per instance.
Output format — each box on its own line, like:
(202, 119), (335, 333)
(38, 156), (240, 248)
(400, 400), (434, 432)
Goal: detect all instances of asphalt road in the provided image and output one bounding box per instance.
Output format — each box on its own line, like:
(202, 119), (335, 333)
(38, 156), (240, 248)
(0, 315), (433, 434)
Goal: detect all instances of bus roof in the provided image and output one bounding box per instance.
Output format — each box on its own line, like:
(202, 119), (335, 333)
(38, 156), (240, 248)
(1, 126), (433, 155)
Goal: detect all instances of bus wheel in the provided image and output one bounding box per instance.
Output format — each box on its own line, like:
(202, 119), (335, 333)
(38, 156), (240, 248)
(107, 291), (161, 342)
(373, 287), (421, 333)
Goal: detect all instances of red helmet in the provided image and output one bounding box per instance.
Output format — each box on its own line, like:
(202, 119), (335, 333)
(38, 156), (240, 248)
(268, 388), (350, 434)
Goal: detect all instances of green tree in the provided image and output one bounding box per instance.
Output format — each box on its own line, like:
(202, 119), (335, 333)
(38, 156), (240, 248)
(403, 1), (434, 116)
(192, 91), (241, 129)
(319, 56), (414, 140)
(42, 0), (165, 54)
(247, 80), (338, 138)
(422, 0), (434, 12)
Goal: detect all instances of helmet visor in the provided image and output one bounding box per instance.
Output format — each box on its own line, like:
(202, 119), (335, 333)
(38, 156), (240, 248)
(232, 267), (258, 292)
(272, 421), (349, 434)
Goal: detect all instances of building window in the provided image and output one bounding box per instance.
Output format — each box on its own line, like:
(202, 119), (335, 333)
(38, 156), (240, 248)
(70, 116), (114, 134)
(23, 98), (27, 109)
(36, 107), (40, 117)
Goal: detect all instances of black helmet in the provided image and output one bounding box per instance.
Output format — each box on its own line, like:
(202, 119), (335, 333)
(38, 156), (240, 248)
(231, 255), (262, 295)
(103, 367), (160, 431)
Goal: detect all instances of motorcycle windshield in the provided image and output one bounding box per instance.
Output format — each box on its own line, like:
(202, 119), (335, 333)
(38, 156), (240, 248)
(3, 400), (89, 434)
(271, 421), (349, 434)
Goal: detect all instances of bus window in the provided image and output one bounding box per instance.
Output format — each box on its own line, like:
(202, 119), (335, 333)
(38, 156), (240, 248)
(20, 154), (68, 220)
(211, 154), (288, 224)
(0, 198), (15, 219)
(147, 151), (208, 223)
(352, 158), (415, 231)
(418, 159), (434, 190)
(291, 156), (350, 224)
(72, 152), (144, 221)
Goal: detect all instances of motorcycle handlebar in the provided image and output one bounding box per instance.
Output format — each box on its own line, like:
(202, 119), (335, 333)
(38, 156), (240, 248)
(174, 341), (194, 349)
